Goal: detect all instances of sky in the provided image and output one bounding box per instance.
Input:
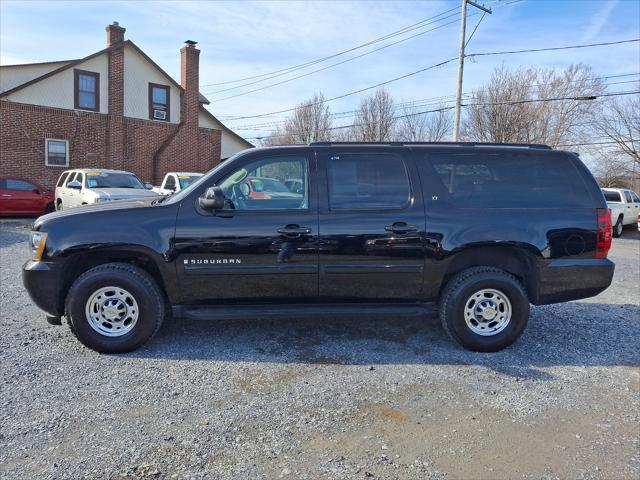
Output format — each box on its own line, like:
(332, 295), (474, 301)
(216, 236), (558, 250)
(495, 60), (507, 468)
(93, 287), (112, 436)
(1, 0), (639, 143)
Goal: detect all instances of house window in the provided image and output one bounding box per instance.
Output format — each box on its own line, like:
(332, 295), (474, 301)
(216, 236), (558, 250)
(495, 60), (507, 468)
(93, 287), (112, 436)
(74, 69), (100, 111)
(149, 83), (170, 121)
(45, 139), (69, 167)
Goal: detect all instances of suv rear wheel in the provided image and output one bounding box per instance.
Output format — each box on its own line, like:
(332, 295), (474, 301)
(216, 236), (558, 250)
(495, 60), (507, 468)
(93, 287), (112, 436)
(65, 263), (165, 353)
(439, 267), (530, 352)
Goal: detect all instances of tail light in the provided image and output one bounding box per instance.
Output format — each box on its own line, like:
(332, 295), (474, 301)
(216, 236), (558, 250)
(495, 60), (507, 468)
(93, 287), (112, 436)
(595, 208), (612, 259)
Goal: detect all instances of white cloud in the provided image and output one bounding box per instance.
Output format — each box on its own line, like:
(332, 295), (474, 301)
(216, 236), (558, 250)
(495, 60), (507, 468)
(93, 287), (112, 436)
(582, 0), (619, 41)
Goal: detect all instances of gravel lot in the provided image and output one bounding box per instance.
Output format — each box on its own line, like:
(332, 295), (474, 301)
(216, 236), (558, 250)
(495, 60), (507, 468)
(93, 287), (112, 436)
(1, 218), (638, 480)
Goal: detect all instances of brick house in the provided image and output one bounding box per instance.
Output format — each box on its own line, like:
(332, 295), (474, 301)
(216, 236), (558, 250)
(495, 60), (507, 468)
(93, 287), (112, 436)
(0, 22), (252, 187)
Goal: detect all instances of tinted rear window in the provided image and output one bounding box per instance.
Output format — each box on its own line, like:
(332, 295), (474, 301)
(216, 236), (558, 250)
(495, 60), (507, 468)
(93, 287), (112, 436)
(427, 152), (593, 208)
(328, 153), (410, 210)
(603, 191), (622, 202)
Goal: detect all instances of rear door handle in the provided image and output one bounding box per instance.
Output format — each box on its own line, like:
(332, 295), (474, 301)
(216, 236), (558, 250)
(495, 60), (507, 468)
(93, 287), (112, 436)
(1, 194), (11, 198)
(277, 225), (312, 237)
(385, 222), (418, 234)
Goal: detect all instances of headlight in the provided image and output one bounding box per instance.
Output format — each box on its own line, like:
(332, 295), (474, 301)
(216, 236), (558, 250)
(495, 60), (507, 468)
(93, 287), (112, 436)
(29, 231), (48, 261)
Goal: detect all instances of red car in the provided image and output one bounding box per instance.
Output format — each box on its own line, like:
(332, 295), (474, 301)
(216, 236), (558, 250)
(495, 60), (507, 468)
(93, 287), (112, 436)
(0, 176), (54, 216)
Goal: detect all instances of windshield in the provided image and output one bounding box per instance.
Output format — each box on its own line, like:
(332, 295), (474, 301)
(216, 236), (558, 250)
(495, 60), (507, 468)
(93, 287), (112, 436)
(86, 172), (145, 189)
(603, 191), (622, 202)
(178, 175), (202, 189)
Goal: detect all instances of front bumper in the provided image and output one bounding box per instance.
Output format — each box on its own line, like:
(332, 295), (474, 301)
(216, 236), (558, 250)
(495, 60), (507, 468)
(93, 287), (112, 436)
(533, 258), (615, 305)
(22, 260), (64, 317)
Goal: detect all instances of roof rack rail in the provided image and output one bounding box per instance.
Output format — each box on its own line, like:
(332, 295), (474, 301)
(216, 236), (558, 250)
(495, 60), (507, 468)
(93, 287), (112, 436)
(308, 141), (553, 150)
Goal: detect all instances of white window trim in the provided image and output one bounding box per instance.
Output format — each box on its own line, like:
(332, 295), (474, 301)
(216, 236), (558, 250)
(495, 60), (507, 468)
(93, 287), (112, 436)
(45, 138), (69, 167)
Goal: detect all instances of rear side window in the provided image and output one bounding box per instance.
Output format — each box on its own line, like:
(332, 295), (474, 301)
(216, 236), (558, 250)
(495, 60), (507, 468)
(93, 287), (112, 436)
(328, 153), (410, 210)
(603, 191), (622, 202)
(57, 172), (69, 187)
(427, 152), (593, 208)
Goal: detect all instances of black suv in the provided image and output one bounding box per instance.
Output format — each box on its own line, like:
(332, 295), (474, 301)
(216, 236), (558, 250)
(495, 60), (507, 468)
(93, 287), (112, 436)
(23, 142), (614, 353)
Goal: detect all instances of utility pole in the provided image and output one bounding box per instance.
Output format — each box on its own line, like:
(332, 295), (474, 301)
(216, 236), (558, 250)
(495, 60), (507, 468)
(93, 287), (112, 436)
(452, 0), (492, 141)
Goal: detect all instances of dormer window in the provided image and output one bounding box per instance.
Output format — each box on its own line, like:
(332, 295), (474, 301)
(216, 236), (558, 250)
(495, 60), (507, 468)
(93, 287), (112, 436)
(149, 83), (170, 121)
(74, 69), (99, 112)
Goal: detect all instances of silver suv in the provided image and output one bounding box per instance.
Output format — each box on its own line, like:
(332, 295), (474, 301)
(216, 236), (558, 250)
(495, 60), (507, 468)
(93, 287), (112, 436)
(54, 169), (158, 210)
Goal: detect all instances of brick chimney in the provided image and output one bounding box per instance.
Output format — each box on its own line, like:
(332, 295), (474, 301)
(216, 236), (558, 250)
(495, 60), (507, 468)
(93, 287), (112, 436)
(180, 40), (200, 126)
(106, 21), (125, 46)
(106, 22), (125, 171)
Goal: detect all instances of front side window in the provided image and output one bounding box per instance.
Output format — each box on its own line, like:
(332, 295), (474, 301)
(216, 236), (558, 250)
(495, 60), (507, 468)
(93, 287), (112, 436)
(45, 139), (69, 167)
(56, 172), (70, 187)
(164, 175), (176, 191)
(624, 191), (633, 203)
(6, 179), (37, 191)
(149, 84), (170, 121)
(74, 70), (99, 111)
(631, 192), (640, 203)
(216, 155), (308, 211)
(328, 153), (411, 210)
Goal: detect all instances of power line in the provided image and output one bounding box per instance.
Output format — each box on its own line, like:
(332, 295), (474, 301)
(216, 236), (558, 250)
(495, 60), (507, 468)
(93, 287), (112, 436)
(466, 38), (640, 58)
(203, 0), (525, 95)
(200, 5), (461, 87)
(222, 57), (458, 121)
(207, 17), (465, 101)
(231, 78), (640, 131)
(557, 139), (640, 147)
(245, 90), (640, 141)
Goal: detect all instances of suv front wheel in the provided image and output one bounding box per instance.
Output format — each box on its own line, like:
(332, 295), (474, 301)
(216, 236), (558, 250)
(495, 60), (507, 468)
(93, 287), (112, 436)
(65, 263), (165, 353)
(439, 267), (530, 352)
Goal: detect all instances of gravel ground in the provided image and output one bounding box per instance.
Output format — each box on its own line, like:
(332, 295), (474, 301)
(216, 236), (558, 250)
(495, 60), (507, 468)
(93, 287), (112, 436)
(1, 218), (638, 480)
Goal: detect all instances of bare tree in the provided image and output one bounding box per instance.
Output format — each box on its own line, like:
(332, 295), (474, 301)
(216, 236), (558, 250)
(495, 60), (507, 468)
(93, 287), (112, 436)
(351, 88), (396, 141)
(591, 95), (640, 169)
(395, 104), (453, 141)
(461, 64), (605, 146)
(263, 92), (331, 145)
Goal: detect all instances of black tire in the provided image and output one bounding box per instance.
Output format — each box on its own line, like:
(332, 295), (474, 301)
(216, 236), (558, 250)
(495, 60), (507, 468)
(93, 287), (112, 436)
(56, 199), (63, 211)
(612, 216), (624, 238)
(65, 263), (165, 353)
(439, 267), (530, 352)
(45, 203), (55, 213)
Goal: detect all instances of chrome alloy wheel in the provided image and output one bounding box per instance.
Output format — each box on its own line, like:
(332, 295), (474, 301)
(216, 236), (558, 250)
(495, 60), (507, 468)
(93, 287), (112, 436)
(463, 288), (512, 336)
(85, 286), (139, 337)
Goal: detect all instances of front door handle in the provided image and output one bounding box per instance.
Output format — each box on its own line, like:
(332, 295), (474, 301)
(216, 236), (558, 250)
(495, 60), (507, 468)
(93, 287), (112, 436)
(277, 225), (312, 237)
(385, 222), (418, 234)
(1, 194), (11, 198)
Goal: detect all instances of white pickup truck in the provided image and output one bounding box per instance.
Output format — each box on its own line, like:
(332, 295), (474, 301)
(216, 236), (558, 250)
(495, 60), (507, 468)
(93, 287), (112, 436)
(602, 188), (640, 237)
(152, 172), (203, 196)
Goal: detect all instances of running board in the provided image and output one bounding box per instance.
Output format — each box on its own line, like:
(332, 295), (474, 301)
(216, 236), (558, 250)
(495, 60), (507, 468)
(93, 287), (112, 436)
(172, 303), (434, 321)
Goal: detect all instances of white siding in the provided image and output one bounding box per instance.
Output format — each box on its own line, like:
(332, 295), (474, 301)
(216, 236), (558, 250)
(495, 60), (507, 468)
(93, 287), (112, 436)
(4, 55), (108, 112)
(0, 61), (73, 93)
(123, 46), (181, 124)
(199, 109), (251, 159)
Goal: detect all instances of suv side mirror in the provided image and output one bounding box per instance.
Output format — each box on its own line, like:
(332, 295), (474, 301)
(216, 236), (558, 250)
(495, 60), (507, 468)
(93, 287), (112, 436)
(32, 188), (41, 195)
(198, 186), (225, 210)
(145, 183), (154, 190)
(67, 181), (82, 190)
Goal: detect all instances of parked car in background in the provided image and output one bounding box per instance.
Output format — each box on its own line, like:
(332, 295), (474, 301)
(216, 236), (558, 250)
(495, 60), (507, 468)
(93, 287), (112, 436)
(0, 176), (54, 216)
(152, 172), (203, 196)
(284, 178), (304, 194)
(54, 169), (158, 210)
(242, 176), (301, 200)
(601, 188), (640, 237)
